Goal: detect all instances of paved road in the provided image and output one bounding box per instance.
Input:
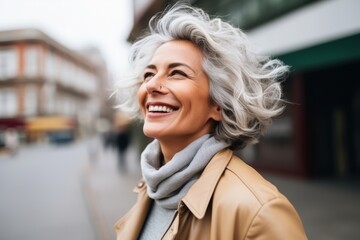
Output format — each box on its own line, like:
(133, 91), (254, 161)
(0, 137), (141, 240)
(0, 139), (103, 240)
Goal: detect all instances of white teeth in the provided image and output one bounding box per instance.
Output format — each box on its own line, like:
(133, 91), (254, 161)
(148, 105), (175, 113)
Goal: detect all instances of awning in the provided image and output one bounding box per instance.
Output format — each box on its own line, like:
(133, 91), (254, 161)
(26, 116), (76, 132)
(277, 33), (360, 71)
(0, 117), (26, 129)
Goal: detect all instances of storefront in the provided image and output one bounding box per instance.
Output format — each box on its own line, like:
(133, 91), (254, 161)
(26, 116), (77, 144)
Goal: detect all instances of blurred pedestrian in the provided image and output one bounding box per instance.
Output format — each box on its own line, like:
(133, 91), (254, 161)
(4, 128), (19, 156)
(115, 125), (131, 172)
(114, 4), (307, 240)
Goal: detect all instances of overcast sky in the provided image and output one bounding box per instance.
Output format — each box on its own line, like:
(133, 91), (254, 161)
(0, 0), (133, 79)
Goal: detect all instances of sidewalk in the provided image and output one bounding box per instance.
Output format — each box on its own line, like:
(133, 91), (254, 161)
(82, 141), (360, 240)
(266, 174), (360, 240)
(81, 143), (141, 240)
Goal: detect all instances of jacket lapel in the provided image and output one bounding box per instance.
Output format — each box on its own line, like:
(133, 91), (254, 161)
(182, 149), (233, 219)
(114, 180), (153, 240)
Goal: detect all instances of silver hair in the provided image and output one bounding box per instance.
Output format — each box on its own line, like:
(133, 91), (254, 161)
(115, 4), (289, 149)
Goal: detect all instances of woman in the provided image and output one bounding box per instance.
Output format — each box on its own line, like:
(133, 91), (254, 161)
(114, 4), (307, 240)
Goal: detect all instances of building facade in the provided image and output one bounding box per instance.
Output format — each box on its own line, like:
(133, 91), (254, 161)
(0, 28), (113, 143)
(128, 0), (360, 179)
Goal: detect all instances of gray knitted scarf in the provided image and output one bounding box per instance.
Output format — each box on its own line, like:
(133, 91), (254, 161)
(141, 134), (229, 210)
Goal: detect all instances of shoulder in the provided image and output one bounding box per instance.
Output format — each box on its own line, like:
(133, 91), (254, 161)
(213, 153), (283, 207)
(211, 153), (307, 239)
(210, 152), (297, 225)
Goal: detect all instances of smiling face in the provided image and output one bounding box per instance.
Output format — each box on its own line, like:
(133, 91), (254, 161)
(137, 40), (221, 154)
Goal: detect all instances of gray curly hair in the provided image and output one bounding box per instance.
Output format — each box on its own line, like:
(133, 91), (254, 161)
(115, 4), (289, 150)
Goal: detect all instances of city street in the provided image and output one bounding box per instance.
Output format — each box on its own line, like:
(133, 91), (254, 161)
(0, 137), (140, 240)
(1, 136), (360, 240)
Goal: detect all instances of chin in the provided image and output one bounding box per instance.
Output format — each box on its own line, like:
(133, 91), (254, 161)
(143, 127), (163, 139)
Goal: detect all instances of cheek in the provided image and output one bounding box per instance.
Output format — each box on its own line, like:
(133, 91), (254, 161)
(137, 86), (147, 112)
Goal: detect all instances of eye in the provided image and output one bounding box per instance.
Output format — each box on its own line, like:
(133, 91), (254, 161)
(169, 70), (187, 78)
(143, 72), (154, 81)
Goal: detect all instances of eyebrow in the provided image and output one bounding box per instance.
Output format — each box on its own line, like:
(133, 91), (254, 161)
(145, 62), (196, 74)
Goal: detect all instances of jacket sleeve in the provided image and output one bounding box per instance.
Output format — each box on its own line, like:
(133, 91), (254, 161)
(245, 196), (308, 240)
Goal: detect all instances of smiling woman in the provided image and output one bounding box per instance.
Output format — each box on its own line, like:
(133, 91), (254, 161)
(138, 40), (221, 162)
(114, 3), (307, 240)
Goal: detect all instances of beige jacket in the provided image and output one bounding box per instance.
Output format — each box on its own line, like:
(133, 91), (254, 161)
(115, 149), (308, 240)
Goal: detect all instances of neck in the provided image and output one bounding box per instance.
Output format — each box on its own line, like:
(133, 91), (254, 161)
(159, 135), (204, 163)
(159, 141), (187, 164)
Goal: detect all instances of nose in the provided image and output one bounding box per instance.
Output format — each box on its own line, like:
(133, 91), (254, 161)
(145, 74), (166, 94)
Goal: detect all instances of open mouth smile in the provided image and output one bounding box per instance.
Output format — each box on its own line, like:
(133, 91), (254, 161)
(147, 104), (179, 113)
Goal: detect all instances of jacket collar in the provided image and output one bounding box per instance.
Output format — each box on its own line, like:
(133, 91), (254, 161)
(181, 149), (233, 219)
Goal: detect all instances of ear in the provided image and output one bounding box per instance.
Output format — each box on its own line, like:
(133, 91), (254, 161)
(210, 104), (222, 122)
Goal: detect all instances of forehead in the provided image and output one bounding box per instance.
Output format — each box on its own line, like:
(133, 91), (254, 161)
(149, 40), (203, 67)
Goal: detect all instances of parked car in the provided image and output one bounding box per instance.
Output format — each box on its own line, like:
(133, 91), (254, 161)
(47, 131), (74, 144)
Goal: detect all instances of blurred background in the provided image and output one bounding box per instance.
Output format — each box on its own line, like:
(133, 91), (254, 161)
(0, 0), (359, 239)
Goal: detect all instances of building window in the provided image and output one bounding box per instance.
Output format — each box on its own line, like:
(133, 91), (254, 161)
(24, 85), (37, 116)
(0, 47), (18, 79)
(44, 51), (55, 80)
(0, 88), (17, 117)
(24, 45), (39, 78)
(63, 96), (72, 116)
(43, 83), (55, 114)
